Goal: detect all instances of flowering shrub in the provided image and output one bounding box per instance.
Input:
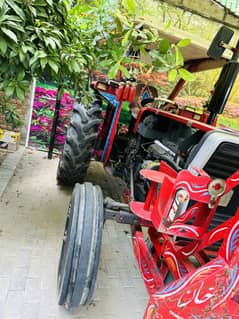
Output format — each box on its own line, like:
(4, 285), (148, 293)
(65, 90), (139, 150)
(223, 103), (239, 118)
(29, 87), (74, 152)
(175, 96), (207, 107)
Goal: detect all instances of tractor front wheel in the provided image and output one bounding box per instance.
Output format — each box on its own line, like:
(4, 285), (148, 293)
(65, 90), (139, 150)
(57, 100), (102, 186)
(57, 182), (104, 309)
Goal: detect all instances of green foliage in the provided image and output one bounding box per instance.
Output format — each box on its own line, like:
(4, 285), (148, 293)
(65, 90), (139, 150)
(0, 96), (23, 128)
(149, 39), (194, 82)
(122, 0), (136, 14)
(69, 0), (193, 93)
(68, 0), (123, 94)
(178, 68), (194, 81)
(0, 0), (193, 107)
(177, 38), (191, 48)
(0, 0), (73, 101)
(159, 38), (170, 53)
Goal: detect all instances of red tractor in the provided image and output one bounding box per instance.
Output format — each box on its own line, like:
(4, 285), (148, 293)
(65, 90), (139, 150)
(57, 26), (239, 318)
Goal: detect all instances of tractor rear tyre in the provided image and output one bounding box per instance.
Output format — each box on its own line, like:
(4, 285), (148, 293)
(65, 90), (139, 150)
(58, 182), (104, 309)
(57, 100), (102, 186)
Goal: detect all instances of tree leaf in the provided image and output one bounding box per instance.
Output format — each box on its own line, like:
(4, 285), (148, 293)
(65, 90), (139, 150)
(0, 1), (8, 13)
(108, 63), (120, 79)
(168, 69), (177, 82)
(9, 49), (17, 58)
(0, 63), (9, 73)
(17, 69), (25, 81)
(30, 50), (47, 66)
(159, 38), (170, 53)
(178, 68), (195, 81)
(115, 16), (123, 34)
(46, 0), (53, 6)
(119, 64), (130, 78)
(19, 80), (30, 91)
(122, 0), (136, 15)
(6, 21), (24, 32)
(29, 5), (37, 17)
(166, 52), (176, 66)
(40, 57), (48, 69)
(48, 60), (59, 74)
(1, 27), (18, 42)
(4, 15), (22, 23)
(47, 37), (56, 50)
(6, 0), (25, 20)
(16, 86), (25, 101)
(177, 38), (191, 48)
(121, 30), (131, 47)
(116, 13), (130, 27)
(22, 44), (34, 54)
(150, 50), (168, 67)
(0, 38), (7, 54)
(175, 46), (184, 67)
(5, 85), (15, 99)
(70, 60), (82, 73)
(18, 48), (26, 62)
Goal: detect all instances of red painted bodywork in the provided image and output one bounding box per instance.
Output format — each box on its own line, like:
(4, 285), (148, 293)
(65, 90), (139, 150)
(133, 107), (214, 135)
(130, 164), (239, 319)
(93, 78), (239, 318)
(93, 79), (214, 166)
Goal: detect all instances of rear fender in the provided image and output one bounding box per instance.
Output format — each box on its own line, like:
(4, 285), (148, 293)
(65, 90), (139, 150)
(144, 256), (239, 319)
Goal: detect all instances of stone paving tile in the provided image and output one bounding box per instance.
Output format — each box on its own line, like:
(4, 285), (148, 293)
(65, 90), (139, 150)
(0, 146), (25, 197)
(9, 266), (29, 291)
(0, 150), (148, 319)
(5, 291), (25, 317)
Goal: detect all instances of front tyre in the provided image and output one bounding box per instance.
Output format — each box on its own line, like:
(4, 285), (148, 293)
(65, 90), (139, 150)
(57, 182), (104, 309)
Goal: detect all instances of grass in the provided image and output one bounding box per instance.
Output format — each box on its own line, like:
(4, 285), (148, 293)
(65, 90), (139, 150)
(217, 115), (239, 131)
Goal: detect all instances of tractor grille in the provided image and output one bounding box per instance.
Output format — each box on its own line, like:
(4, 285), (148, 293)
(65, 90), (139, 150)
(204, 141), (239, 236)
(204, 142), (239, 179)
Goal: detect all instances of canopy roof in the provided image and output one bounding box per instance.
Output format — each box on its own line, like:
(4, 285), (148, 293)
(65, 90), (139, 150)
(159, 0), (239, 30)
(140, 19), (230, 72)
(215, 0), (239, 17)
(138, 0), (239, 72)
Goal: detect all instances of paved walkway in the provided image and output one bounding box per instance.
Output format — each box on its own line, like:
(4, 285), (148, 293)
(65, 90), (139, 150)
(0, 149), (148, 319)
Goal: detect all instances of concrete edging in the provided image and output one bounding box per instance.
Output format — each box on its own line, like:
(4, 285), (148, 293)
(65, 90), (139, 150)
(0, 146), (25, 197)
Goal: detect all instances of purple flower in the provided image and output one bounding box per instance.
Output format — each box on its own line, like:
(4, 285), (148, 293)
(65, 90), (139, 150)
(39, 115), (49, 124)
(35, 87), (47, 94)
(30, 124), (44, 132)
(55, 135), (66, 144)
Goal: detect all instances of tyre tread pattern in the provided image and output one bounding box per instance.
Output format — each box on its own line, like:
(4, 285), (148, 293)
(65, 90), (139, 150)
(57, 183), (104, 309)
(57, 101), (102, 185)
